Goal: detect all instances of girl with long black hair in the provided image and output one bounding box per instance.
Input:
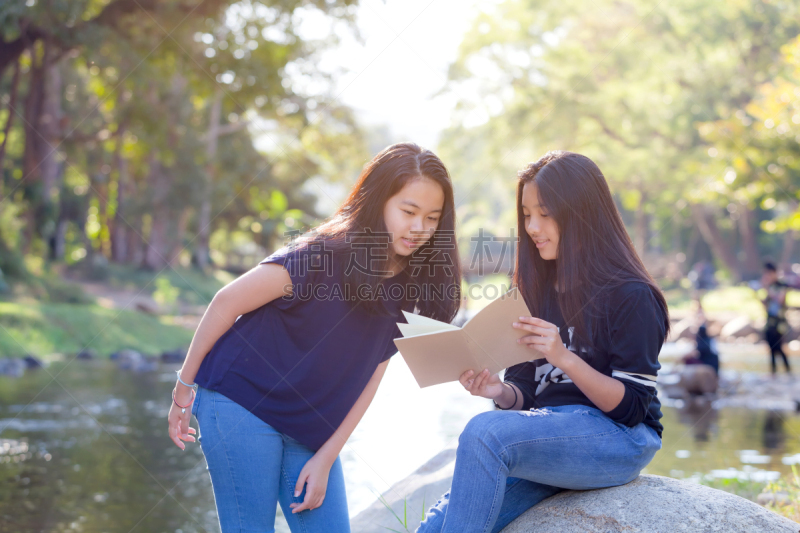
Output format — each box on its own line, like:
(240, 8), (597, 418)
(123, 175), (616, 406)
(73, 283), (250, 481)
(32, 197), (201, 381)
(167, 143), (461, 533)
(418, 151), (669, 533)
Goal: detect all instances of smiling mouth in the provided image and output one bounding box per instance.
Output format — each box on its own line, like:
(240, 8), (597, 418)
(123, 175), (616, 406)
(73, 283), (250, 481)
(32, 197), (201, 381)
(400, 237), (422, 248)
(534, 239), (549, 248)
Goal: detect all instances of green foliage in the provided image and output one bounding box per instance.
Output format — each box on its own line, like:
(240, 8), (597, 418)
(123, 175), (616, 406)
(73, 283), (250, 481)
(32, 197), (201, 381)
(699, 477), (768, 502)
(762, 465), (800, 523)
(0, 301), (193, 357)
(700, 34), (800, 231)
(152, 276), (180, 308)
(440, 0), (800, 267)
(1, 0), (369, 274)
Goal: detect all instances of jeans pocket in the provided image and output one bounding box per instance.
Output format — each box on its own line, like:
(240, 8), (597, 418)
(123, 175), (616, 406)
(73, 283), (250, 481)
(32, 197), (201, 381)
(585, 407), (630, 434)
(191, 387), (202, 417)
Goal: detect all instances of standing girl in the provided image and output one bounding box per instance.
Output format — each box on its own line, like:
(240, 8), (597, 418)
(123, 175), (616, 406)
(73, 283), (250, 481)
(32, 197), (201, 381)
(418, 151), (669, 533)
(760, 262), (792, 376)
(167, 143), (461, 532)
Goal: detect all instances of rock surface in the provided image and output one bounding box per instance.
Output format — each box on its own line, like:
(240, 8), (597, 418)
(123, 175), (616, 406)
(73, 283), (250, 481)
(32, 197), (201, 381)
(351, 456), (799, 533)
(501, 475), (798, 533)
(350, 443), (457, 533)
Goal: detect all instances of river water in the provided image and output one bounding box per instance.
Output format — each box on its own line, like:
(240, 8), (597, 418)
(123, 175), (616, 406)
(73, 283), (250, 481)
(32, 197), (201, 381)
(0, 356), (798, 532)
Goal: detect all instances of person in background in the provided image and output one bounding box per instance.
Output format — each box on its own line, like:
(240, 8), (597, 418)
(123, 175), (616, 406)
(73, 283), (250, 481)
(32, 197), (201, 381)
(760, 262), (791, 376)
(682, 300), (719, 375)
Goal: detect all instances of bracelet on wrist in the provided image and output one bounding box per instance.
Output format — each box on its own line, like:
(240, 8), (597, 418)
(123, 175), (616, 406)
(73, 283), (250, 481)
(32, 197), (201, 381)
(493, 382), (519, 410)
(172, 387), (195, 413)
(176, 370), (197, 390)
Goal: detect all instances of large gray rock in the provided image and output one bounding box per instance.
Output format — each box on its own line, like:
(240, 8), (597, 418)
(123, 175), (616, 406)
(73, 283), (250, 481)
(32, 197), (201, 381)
(678, 364), (718, 395)
(351, 459), (798, 533)
(350, 443), (457, 532)
(719, 315), (760, 341)
(501, 474), (798, 533)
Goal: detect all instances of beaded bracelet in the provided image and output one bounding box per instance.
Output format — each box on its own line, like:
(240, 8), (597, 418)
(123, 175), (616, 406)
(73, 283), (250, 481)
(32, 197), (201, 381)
(493, 382), (519, 410)
(175, 370), (197, 390)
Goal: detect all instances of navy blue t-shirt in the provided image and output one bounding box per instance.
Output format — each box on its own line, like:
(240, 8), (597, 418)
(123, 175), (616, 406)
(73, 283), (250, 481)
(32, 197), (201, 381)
(194, 245), (414, 450)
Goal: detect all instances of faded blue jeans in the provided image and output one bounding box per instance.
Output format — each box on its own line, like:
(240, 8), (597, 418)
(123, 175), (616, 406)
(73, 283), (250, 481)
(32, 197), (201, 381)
(416, 405), (661, 533)
(192, 387), (350, 533)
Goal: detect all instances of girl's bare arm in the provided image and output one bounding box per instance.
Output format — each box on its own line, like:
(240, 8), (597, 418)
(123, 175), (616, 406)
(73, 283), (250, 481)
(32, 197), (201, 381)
(168, 262), (291, 449)
(178, 263), (291, 383)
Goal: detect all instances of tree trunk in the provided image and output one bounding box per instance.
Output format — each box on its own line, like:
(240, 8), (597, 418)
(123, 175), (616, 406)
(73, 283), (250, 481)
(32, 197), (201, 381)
(0, 55), (22, 198)
(685, 224), (700, 267)
(736, 203), (761, 279)
(110, 122), (129, 263)
(41, 43), (66, 261)
(126, 213), (144, 266)
(672, 211), (682, 254)
(194, 87), (223, 271)
(168, 207), (191, 267)
(634, 187), (647, 253)
(53, 217), (68, 260)
(780, 200), (798, 270)
(690, 203), (741, 280)
(20, 44), (45, 254)
(39, 40), (62, 206)
(142, 155), (170, 270)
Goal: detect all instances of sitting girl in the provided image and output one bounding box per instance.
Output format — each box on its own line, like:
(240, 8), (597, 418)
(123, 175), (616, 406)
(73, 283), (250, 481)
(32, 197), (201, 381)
(418, 150), (669, 533)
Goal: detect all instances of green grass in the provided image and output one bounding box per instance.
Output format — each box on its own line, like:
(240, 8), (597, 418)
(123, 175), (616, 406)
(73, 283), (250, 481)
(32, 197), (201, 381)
(762, 466), (800, 523)
(69, 262), (235, 306)
(664, 284), (800, 321)
(375, 491), (427, 533)
(698, 477), (769, 502)
(700, 468), (800, 524)
(0, 301), (194, 358)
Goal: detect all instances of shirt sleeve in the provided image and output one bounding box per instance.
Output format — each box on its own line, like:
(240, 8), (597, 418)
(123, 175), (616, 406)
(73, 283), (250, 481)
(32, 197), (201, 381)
(381, 323), (401, 363)
(260, 245), (332, 310)
(604, 285), (665, 427)
(504, 362), (538, 411)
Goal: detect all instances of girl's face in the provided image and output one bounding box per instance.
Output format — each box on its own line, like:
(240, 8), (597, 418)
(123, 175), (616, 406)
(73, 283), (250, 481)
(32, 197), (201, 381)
(383, 176), (445, 257)
(521, 182), (560, 261)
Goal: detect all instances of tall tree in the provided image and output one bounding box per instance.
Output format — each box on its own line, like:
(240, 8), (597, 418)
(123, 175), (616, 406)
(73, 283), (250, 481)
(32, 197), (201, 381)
(440, 0), (800, 278)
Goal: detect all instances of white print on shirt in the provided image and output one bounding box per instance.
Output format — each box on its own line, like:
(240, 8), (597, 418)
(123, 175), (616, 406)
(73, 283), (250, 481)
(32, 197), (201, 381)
(533, 326), (576, 396)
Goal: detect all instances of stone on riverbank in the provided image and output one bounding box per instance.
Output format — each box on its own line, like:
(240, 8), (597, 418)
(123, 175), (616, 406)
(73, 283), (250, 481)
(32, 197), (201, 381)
(351, 451), (798, 533)
(22, 354), (43, 369)
(0, 358), (26, 378)
(76, 348), (97, 360)
(501, 474), (798, 532)
(160, 347), (187, 363)
(112, 349), (157, 372)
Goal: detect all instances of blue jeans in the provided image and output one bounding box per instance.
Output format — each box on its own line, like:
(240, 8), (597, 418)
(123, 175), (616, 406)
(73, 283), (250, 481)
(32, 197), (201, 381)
(192, 387), (350, 533)
(417, 405), (662, 533)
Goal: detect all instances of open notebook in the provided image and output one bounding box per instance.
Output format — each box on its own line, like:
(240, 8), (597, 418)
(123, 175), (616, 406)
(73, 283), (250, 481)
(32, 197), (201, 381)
(393, 288), (546, 388)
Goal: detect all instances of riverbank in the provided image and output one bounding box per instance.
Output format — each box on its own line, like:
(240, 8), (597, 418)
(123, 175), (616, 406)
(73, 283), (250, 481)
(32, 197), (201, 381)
(0, 300), (193, 358)
(0, 263), (219, 358)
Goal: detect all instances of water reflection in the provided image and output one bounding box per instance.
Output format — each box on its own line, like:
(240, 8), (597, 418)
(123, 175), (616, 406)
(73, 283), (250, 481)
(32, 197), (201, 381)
(763, 410), (786, 451)
(646, 399), (800, 487)
(673, 396), (719, 442)
(0, 360), (221, 532)
(0, 360), (798, 532)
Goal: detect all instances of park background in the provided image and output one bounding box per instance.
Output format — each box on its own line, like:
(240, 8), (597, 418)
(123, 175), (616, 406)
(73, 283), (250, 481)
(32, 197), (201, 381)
(1, 0), (799, 531)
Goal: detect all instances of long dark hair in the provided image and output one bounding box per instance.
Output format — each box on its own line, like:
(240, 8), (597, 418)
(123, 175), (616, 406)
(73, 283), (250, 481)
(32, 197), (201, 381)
(513, 151), (669, 353)
(294, 142), (461, 322)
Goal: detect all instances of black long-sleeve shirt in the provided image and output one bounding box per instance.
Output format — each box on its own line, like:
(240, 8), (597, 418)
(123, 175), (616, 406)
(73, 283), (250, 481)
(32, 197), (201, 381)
(504, 281), (666, 438)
